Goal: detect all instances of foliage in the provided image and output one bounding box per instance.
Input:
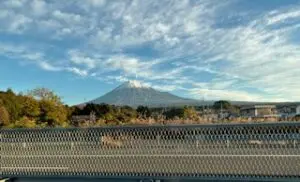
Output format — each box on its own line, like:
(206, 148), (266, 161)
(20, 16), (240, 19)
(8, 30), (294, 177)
(213, 100), (240, 114)
(0, 106), (10, 126)
(74, 104), (137, 125)
(7, 116), (47, 128)
(137, 106), (151, 118)
(28, 88), (62, 104)
(20, 96), (41, 119)
(39, 99), (68, 126)
(213, 100), (232, 110)
(118, 106), (137, 123)
(183, 106), (198, 120)
(28, 88), (68, 126)
(0, 88), (68, 128)
(80, 103), (113, 117)
(163, 108), (185, 119)
(0, 89), (22, 122)
(12, 116), (38, 128)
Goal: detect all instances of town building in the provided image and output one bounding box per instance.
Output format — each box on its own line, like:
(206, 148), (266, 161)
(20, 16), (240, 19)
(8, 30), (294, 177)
(240, 105), (277, 117)
(297, 105), (300, 115)
(277, 105), (300, 117)
(71, 112), (97, 125)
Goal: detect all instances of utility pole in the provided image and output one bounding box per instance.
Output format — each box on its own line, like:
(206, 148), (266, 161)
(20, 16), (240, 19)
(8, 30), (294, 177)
(202, 96), (205, 114)
(221, 102), (223, 120)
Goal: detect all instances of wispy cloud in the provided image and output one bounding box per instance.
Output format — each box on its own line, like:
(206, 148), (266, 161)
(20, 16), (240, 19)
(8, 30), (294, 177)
(1, 0), (300, 101)
(66, 67), (89, 77)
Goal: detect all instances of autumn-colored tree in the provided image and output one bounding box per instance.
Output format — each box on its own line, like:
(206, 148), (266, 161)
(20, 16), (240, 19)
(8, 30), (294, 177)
(29, 88), (68, 126)
(13, 116), (37, 128)
(28, 88), (62, 104)
(0, 106), (10, 126)
(20, 96), (40, 119)
(0, 89), (22, 122)
(183, 106), (198, 120)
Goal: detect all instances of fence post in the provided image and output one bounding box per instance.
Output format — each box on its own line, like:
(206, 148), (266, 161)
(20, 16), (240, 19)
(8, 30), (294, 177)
(157, 134), (161, 146)
(226, 136), (230, 148)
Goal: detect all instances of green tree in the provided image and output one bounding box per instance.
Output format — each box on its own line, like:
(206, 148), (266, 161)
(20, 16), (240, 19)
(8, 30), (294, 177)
(213, 100), (240, 114)
(0, 106), (10, 126)
(118, 106), (137, 123)
(29, 88), (67, 126)
(213, 100), (232, 110)
(183, 106), (198, 120)
(137, 106), (151, 118)
(163, 108), (185, 119)
(39, 99), (67, 126)
(81, 103), (112, 117)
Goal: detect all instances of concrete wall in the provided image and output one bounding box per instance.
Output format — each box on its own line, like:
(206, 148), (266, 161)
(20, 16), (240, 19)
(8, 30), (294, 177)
(296, 106), (300, 115)
(241, 109), (256, 117)
(256, 108), (274, 116)
(241, 108), (276, 117)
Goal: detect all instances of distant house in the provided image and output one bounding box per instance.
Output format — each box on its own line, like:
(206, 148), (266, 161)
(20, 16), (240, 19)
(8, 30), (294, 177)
(240, 105), (277, 117)
(278, 105), (300, 117)
(218, 110), (231, 119)
(71, 112), (97, 125)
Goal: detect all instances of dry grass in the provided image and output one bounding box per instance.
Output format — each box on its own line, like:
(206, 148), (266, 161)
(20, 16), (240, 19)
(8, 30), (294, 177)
(129, 115), (300, 125)
(77, 114), (300, 127)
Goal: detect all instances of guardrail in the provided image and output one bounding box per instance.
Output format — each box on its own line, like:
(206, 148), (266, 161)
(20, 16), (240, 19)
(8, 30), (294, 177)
(1, 122), (300, 181)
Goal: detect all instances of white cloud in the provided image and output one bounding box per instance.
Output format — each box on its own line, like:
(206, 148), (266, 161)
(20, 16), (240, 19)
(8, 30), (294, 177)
(106, 75), (129, 83)
(152, 85), (177, 92)
(39, 19), (61, 30)
(3, 0), (26, 8)
(1, 0), (300, 101)
(184, 21), (198, 34)
(0, 43), (62, 72)
(52, 10), (82, 23)
(66, 67), (89, 77)
(87, 0), (106, 7)
(267, 10), (300, 25)
(189, 88), (262, 102)
(9, 14), (32, 33)
(68, 50), (97, 69)
(105, 56), (139, 73)
(31, 0), (47, 16)
(38, 61), (61, 71)
(0, 10), (32, 33)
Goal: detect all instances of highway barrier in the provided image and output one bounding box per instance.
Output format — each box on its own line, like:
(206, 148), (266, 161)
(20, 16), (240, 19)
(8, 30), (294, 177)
(1, 122), (300, 181)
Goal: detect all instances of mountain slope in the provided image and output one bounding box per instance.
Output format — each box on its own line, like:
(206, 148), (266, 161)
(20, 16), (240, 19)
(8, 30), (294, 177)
(89, 81), (203, 107)
(86, 81), (300, 108)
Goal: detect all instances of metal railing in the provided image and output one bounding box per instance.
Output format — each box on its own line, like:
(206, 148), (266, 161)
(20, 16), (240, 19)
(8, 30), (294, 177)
(1, 122), (300, 181)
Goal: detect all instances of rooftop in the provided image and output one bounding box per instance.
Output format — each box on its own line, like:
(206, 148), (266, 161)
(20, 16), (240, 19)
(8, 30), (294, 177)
(241, 105), (276, 110)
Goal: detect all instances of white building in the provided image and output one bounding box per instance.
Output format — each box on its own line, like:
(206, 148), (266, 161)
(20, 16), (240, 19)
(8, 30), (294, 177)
(240, 105), (277, 117)
(296, 105), (300, 115)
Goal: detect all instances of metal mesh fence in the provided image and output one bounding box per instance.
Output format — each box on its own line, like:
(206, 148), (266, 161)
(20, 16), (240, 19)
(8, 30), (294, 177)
(1, 122), (300, 180)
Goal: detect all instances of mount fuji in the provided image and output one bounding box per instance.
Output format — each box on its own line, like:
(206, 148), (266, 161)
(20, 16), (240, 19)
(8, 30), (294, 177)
(88, 81), (204, 107)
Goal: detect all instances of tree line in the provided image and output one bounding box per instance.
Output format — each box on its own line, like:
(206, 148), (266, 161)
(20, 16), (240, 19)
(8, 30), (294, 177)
(0, 88), (204, 128)
(0, 88), (247, 128)
(0, 88), (69, 128)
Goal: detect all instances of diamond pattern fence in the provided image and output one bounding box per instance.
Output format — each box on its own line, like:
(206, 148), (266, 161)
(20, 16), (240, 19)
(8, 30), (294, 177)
(1, 122), (300, 181)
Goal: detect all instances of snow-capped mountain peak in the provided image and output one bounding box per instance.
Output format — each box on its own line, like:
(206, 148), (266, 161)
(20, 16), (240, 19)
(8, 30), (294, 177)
(89, 80), (202, 107)
(117, 80), (149, 89)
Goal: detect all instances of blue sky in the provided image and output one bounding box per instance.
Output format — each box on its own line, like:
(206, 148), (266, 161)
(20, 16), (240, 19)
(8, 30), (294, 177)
(1, 0), (300, 105)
